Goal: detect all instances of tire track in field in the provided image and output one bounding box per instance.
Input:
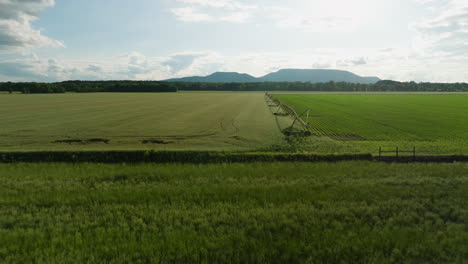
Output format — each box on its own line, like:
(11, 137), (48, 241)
(219, 94), (265, 146)
(218, 112), (240, 136)
(360, 117), (428, 141)
(231, 119), (240, 134)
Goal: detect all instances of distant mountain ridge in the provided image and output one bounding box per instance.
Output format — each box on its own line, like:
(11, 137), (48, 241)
(165, 69), (380, 84)
(167, 72), (258, 83)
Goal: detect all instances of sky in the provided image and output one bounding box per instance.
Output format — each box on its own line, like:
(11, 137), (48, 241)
(0, 0), (467, 82)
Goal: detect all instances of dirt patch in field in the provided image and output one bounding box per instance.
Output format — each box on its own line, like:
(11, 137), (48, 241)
(142, 139), (174, 145)
(54, 139), (83, 144)
(97, 173), (169, 184)
(162, 133), (218, 140)
(87, 138), (110, 144)
(54, 138), (110, 144)
(231, 136), (250, 142)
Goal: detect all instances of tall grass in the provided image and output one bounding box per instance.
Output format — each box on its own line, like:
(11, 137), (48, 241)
(1, 162), (467, 263)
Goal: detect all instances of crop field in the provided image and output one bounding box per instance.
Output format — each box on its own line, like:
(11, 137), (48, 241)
(0, 93), (283, 151)
(1, 161), (467, 263)
(2, 92), (468, 155)
(274, 94), (468, 154)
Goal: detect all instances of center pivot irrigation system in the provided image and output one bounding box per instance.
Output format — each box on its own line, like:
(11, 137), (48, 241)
(265, 93), (312, 137)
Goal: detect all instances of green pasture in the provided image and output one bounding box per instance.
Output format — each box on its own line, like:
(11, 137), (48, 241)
(0, 162), (467, 263)
(0, 92), (282, 151)
(274, 94), (468, 154)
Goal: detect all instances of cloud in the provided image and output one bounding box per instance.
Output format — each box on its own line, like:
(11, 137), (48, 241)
(220, 12), (251, 23)
(171, 0), (377, 30)
(278, 16), (358, 32)
(176, 0), (256, 10)
(0, 50), (410, 82)
(0, 60), (46, 80)
(0, 0), (54, 20)
(0, 0), (63, 52)
(312, 63), (332, 69)
(87, 64), (103, 73)
(0, 44), (466, 83)
(171, 0), (255, 23)
(412, 2), (468, 57)
(262, 0), (379, 32)
(170, 7), (212, 22)
(404, 0), (468, 80)
(162, 53), (205, 73)
(336, 57), (367, 67)
(0, 55), (109, 82)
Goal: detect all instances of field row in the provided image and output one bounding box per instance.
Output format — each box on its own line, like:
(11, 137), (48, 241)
(275, 94), (468, 142)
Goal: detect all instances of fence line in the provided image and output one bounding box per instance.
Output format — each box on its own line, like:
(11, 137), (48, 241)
(379, 147), (416, 158)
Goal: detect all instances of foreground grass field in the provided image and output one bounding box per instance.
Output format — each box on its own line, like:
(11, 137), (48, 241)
(0, 162), (467, 263)
(275, 94), (468, 154)
(0, 92), (282, 151)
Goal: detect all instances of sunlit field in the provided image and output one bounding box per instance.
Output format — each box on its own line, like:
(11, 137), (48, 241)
(0, 92), (282, 151)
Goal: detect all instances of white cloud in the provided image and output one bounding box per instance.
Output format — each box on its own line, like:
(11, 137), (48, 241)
(170, 7), (212, 22)
(220, 12), (251, 23)
(87, 64), (103, 73)
(278, 16), (359, 32)
(0, 0), (63, 51)
(407, 0), (468, 80)
(162, 53), (206, 73)
(171, 0), (379, 32)
(265, 0), (379, 32)
(336, 57), (367, 67)
(172, 0), (255, 23)
(1, 45), (466, 82)
(412, 1), (468, 56)
(176, 0), (256, 10)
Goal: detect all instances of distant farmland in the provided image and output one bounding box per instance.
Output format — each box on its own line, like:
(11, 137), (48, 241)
(274, 94), (468, 154)
(0, 93), (282, 151)
(1, 92), (468, 154)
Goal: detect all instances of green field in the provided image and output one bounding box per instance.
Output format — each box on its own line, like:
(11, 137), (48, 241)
(0, 93), (282, 151)
(1, 162), (467, 263)
(274, 94), (468, 154)
(2, 92), (468, 154)
(1, 93), (468, 263)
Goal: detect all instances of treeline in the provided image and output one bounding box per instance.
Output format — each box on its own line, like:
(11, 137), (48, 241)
(1, 150), (467, 163)
(1, 80), (468, 93)
(170, 80), (468, 92)
(59, 81), (178, 93)
(0, 81), (178, 93)
(0, 150), (373, 163)
(0, 82), (66, 93)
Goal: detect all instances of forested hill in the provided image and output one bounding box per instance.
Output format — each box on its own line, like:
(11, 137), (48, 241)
(166, 72), (258, 83)
(259, 69), (380, 84)
(166, 69), (380, 84)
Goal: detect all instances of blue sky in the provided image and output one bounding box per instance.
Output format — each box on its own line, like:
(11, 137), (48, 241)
(0, 0), (467, 82)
